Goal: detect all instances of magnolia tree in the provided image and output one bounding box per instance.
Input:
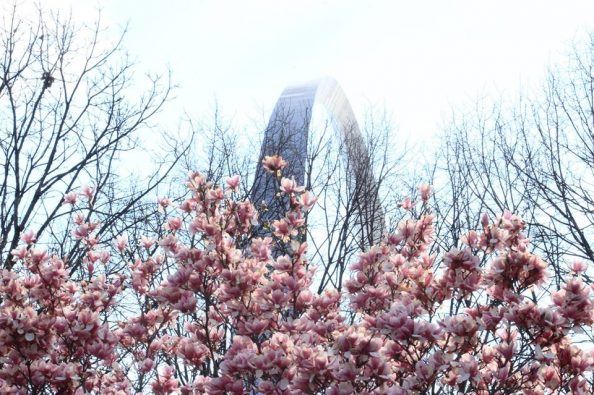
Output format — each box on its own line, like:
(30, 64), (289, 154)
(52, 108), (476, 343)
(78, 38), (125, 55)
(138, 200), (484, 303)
(1, 156), (593, 394)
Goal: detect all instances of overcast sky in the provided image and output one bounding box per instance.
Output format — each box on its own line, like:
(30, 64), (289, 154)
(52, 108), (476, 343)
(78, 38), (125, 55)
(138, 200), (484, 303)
(19, 1), (594, 147)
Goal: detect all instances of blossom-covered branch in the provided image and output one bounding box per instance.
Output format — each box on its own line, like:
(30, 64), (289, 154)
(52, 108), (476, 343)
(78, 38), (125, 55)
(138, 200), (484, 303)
(0, 157), (592, 394)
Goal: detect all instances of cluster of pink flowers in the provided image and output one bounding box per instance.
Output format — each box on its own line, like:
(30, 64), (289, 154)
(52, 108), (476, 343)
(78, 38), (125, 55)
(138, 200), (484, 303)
(1, 156), (593, 394)
(1, 193), (128, 393)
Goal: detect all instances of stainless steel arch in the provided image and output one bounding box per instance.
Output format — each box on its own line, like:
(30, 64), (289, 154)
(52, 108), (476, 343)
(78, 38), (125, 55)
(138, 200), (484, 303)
(251, 77), (385, 247)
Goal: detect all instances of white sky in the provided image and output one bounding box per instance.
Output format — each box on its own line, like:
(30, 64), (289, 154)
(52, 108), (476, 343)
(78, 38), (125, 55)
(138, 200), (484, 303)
(16, 0), (594, 147)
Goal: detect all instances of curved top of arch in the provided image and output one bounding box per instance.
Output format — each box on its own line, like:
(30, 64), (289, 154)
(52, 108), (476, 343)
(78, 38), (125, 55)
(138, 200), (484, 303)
(251, 77), (385, 245)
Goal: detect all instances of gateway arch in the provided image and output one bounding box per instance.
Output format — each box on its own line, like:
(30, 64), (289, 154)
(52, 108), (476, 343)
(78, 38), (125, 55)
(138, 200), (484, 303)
(251, 77), (385, 248)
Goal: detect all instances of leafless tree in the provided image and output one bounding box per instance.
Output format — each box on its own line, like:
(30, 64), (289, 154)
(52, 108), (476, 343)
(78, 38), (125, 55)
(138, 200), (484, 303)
(0, 5), (188, 274)
(435, 33), (594, 295)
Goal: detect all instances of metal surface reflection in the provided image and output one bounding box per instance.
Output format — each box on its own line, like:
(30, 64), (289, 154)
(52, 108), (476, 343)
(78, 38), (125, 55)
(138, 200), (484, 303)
(251, 77), (384, 247)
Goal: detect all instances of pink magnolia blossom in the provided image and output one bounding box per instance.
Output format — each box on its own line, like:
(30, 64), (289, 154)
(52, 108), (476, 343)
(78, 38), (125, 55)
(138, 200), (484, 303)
(419, 183), (431, 202)
(19, 230), (36, 245)
(62, 191), (78, 205)
(225, 175), (241, 191)
(140, 236), (155, 250)
(2, 157), (594, 394)
(165, 217), (183, 231)
(152, 366), (179, 394)
(280, 177), (305, 194)
(158, 197), (173, 212)
(570, 260), (588, 274)
(80, 185), (94, 201)
(299, 191), (318, 212)
(262, 155), (287, 174)
(401, 196), (413, 211)
(114, 234), (128, 253)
